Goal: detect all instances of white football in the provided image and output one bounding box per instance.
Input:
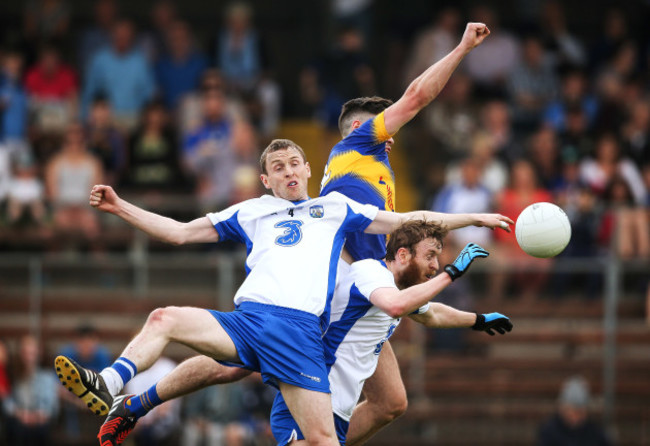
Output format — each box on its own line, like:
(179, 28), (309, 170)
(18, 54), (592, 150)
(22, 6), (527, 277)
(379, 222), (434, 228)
(515, 202), (571, 258)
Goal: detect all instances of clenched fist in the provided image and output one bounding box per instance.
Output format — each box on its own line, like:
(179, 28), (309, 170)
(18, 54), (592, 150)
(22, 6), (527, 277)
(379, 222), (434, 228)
(460, 22), (490, 52)
(89, 185), (121, 214)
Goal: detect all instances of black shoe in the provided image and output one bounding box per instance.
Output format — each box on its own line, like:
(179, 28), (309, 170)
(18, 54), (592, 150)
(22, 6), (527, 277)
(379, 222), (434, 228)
(98, 394), (138, 446)
(55, 355), (113, 416)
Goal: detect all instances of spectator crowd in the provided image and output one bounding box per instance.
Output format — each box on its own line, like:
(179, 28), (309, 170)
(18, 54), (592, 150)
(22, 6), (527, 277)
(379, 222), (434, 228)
(398, 4), (650, 303)
(0, 1), (646, 266)
(0, 330), (277, 446)
(0, 0), (276, 253)
(0, 1), (648, 267)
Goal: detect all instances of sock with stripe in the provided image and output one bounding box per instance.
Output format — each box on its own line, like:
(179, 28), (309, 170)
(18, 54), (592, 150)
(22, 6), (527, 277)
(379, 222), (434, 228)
(125, 384), (162, 418)
(99, 357), (137, 396)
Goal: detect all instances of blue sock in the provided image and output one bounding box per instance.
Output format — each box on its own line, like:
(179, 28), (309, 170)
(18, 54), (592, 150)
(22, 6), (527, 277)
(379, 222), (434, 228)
(125, 384), (162, 418)
(110, 357), (137, 386)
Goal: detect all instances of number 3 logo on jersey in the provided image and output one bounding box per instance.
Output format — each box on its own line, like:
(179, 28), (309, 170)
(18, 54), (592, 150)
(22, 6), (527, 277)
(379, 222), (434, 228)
(274, 220), (304, 246)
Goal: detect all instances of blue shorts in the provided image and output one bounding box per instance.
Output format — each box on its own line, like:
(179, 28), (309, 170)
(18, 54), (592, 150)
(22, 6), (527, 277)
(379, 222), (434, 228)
(207, 301), (330, 393)
(270, 392), (349, 445)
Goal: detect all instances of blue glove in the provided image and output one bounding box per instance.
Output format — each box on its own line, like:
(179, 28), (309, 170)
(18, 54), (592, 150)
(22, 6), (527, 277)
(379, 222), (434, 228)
(472, 312), (513, 336)
(444, 243), (489, 281)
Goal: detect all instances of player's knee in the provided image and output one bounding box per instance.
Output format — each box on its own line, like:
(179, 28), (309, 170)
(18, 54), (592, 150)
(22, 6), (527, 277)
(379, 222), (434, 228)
(145, 306), (180, 332)
(303, 432), (338, 446)
(146, 307), (165, 326)
(373, 393), (407, 424)
(301, 422), (338, 446)
(391, 385), (408, 417)
(390, 394), (408, 419)
(209, 365), (251, 385)
(374, 405), (406, 427)
(367, 385), (407, 418)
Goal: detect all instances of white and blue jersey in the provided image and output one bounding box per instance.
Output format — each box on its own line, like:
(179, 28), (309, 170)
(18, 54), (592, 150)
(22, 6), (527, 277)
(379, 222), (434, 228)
(270, 259), (429, 443)
(206, 192), (378, 321)
(205, 192), (378, 393)
(325, 259), (428, 421)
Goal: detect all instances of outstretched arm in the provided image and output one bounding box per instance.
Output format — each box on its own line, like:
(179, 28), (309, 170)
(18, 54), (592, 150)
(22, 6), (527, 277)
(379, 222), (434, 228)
(365, 210), (513, 235)
(89, 185), (219, 245)
(383, 22), (490, 135)
(409, 303), (477, 328)
(410, 305), (513, 335)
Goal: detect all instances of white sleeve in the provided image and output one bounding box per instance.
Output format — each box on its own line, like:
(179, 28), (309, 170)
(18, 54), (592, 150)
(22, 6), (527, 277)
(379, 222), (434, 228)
(413, 303), (430, 314)
(350, 260), (397, 301)
(352, 260), (430, 313)
(328, 192), (379, 232)
(206, 201), (249, 243)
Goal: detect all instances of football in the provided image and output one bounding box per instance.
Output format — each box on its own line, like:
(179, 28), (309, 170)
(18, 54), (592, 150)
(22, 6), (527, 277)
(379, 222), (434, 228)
(515, 202), (572, 258)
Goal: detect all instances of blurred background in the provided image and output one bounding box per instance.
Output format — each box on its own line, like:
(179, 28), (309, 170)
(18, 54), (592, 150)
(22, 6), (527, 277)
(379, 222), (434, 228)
(0, 0), (648, 445)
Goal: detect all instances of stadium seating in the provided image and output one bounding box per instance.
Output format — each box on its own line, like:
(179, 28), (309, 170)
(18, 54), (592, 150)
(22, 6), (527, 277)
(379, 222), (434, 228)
(2, 284), (647, 445)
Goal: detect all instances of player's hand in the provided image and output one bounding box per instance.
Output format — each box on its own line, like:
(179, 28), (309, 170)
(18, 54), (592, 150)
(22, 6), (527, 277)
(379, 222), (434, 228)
(474, 213), (514, 233)
(89, 184), (120, 214)
(472, 312), (513, 335)
(460, 22), (490, 52)
(444, 243), (489, 281)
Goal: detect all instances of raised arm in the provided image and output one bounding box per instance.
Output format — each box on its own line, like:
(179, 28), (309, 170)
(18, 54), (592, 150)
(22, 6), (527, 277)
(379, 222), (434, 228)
(89, 185), (219, 245)
(383, 22), (490, 135)
(364, 210), (513, 235)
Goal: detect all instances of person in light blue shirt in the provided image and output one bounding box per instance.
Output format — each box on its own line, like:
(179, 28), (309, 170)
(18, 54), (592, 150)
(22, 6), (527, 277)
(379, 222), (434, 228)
(543, 67), (598, 133)
(78, 0), (118, 74)
(155, 21), (208, 109)
(182, 87), (237, 209)
(82, 19), (155, 125)
(217, 3), (261, 91)
(432, 157), (494, 248)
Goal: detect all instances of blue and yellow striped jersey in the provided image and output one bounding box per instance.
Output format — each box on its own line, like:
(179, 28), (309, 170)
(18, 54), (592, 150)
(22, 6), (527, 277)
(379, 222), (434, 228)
(320, 112), (395, 261)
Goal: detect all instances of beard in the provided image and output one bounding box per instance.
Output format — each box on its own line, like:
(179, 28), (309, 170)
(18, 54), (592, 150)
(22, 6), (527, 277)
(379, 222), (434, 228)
(395, 259), (423, 290)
